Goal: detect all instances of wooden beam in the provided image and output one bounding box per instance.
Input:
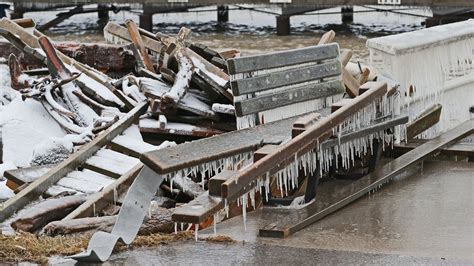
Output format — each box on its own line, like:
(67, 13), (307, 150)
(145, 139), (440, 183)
(406, 104), (442, 140)
(393, 139), (474, 159)
(125, 19), (155, 72)
(0, 102), (148, 223)
(260, 119), (474, 238)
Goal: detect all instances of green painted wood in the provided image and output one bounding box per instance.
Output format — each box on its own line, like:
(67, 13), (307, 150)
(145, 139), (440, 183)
(227, 44), (339, 74)
(231, 60), (341, 96)
(234, 79), (344, 116)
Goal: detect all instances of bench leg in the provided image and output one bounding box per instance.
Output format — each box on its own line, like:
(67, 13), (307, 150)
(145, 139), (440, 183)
(368, 139), (383, 173)
(304, 168), (320, 203)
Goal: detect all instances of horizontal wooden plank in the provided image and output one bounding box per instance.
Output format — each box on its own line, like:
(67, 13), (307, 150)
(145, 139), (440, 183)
(139, 120), (224, 138)
(393, 139), (474, 158)
(227, 43), (340, 74)
(141, 116), (299, 175)
(234, 79), (344, 116)
(231, 60), (341, 96)
(4, 165), (56, 186)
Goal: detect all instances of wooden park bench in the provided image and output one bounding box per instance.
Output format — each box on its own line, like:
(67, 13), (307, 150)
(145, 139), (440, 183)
(73, 43), (408, 262)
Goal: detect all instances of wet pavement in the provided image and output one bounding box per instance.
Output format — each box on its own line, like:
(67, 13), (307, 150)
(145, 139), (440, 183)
(51, 160), (473, 265)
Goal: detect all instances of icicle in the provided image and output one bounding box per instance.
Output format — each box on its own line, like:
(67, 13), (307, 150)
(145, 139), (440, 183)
(174, 222), (178, 234)
(213, 213), (217, 236)
(195, 224), (199, 241)
(242, 194), (247, 231)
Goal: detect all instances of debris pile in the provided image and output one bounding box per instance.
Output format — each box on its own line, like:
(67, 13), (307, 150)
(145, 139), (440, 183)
(2, 16), (471, 264)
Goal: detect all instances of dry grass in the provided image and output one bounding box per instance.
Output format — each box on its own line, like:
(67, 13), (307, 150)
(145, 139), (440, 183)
(204, 235), (236, 243)
(0, 231), (194, 263)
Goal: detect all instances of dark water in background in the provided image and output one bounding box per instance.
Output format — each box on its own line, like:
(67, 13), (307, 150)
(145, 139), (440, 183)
(19, 4), (431, 64)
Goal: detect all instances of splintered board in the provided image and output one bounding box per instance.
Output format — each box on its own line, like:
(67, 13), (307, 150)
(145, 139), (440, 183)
(141, 116), (299, 175)
(139, 119), (224, 138)
(259, 119), (474, 238)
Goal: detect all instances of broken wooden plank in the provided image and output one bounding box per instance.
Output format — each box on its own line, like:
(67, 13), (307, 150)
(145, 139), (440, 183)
(84, 149), (139, 178)
(342, 68), (360, 98)
(318, 30), (336, 45)
(125, 19), (155, 72)
(103, 22), (163, 55)
(139, 120), (224, 138)
(406, 104), (442, 140)
(10, 194), (88, 232)
(0, 102), (148, 223)
(259, 119), (474, 238)
(109, 135), (158, 158)
(4, 164), (56, 187)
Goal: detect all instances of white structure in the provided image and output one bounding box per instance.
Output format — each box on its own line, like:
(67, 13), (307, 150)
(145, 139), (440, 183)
(367, 19), (474, 138)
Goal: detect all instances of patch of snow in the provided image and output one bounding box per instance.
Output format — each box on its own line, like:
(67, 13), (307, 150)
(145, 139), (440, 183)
(0, 161), (17, 178)
(30, 137), (74, 166)
(190, 55), (228, 87)
(1, 97), (66, 167)
(0, 180), (14, 201)
(0, 64), (17, 106)
(212, 103), (235, 115)
(122, 124), (143, 141)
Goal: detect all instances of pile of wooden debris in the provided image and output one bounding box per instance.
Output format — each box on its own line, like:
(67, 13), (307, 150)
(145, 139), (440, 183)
(0, 17), (416, 262)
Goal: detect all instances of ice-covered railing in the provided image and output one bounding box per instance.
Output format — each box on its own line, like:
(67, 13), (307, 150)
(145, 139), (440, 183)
(367, 19), (474, 139)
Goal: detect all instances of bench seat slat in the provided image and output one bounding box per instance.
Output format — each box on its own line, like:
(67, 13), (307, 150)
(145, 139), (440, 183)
(227, 44), (340, 74)
(234, 79), (344, 116)
(231, 60), (341, 96)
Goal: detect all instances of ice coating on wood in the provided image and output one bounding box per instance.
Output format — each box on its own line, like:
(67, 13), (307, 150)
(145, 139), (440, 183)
(162, 49), (194, 104)
(368, 20), (474, 138)
(30, 137), (74, 166)
(212, 103), (235, 115)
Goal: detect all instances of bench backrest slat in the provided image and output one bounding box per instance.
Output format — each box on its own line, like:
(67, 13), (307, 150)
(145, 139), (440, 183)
(231, 60), (341, 96)
(229, 43), (343, 119)
(227, 44), (340, 74)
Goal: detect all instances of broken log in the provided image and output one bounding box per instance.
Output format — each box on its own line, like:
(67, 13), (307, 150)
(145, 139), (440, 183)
(161, 48), (194, 109)
(10, 194), (88, 233)
(43, 207), (174, 237)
